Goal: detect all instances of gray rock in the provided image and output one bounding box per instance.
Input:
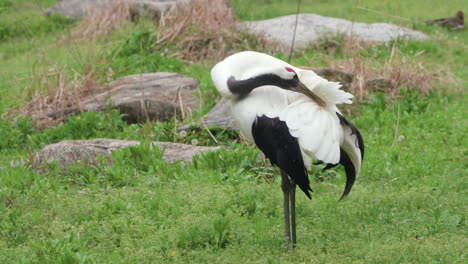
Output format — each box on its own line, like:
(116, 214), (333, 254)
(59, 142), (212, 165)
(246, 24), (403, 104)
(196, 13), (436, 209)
(365, 78), (394, 92)
(32, 138), (221, 173)
(130, 0), (231, 21)
(200, 99), (237, 129)
(179, 98), (238, 131)
(46, 0), (114, 18)
(243, 14), (429, 50)
(130, 1), (180, 21)
(46, 0), (182, 19)
(83, 72), (199, 123)
(46, 0), (230, 20)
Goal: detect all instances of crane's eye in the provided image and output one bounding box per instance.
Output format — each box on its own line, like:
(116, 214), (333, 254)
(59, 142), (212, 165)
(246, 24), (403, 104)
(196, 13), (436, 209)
(285, 67), (295, 73)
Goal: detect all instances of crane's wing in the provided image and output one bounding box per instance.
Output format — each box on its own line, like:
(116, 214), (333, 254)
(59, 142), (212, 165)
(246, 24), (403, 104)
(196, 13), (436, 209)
(278, 68), (365, 199)
(252, 115), (312, 199)
(278, 68), (354, 165)
(279, 103), (365, 199)
(279, 99), (344, 165)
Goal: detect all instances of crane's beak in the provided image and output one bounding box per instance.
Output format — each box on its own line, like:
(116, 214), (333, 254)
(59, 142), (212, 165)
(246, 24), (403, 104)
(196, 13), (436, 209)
(295, 81), (326, 107)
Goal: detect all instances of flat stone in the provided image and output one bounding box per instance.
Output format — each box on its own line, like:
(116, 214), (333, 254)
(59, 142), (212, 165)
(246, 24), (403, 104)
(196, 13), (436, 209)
(82, 72), (199, 123)
(179, 98), (238, 131)
(243, 14), (429, 50)
(31, 138), (221, 173)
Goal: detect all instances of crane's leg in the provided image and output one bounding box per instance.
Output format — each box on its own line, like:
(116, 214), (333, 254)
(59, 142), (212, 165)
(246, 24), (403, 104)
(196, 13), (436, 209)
(290, 180), (297, 247)
(280, 170), (291, 249)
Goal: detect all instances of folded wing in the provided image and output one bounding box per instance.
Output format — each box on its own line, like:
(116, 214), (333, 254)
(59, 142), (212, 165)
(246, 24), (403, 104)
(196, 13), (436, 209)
(279, 68), (364, 198)
(279, 99), (344, 166)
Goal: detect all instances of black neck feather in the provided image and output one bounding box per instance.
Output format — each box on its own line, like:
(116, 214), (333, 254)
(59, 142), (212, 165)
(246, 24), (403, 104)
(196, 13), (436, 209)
(227, 74), (295, 98)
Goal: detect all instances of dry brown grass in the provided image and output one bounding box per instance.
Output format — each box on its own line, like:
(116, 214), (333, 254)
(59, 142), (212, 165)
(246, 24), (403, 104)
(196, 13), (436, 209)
(8, 53), (108, 128)
(67, 0), (275, 61)
(67, 0), (132, 42)
(9, 0), (276, 128)
(323, 37), (446, 101)
(156, 0), (276, 62)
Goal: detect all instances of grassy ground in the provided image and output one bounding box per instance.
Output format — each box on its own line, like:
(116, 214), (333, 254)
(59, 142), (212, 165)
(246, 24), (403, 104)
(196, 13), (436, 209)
(232, 0), (466, 24)
(0, 0), (467, 263)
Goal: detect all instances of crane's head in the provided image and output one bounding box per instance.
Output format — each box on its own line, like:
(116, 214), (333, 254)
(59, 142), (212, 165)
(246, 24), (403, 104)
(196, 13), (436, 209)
(211, 51), (326, 106)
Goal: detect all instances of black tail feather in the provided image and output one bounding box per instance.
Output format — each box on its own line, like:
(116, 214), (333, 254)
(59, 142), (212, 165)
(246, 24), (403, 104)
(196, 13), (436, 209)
(338, 149), (356, 201)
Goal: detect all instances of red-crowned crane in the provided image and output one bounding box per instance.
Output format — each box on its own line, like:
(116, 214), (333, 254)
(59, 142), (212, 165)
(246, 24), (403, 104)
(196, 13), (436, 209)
(211, 51), (364, 249)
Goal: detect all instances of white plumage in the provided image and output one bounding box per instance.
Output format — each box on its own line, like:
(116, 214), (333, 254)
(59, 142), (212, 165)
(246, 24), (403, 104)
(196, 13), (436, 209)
(211, 51), (364, 247)
(212, 51), (361, 173)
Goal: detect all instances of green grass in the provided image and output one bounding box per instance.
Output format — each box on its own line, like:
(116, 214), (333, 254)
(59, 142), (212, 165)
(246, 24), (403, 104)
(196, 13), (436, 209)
(232, 0), (466, 25)
(0, 0), (467, 263)
(1, 93), (466, 263)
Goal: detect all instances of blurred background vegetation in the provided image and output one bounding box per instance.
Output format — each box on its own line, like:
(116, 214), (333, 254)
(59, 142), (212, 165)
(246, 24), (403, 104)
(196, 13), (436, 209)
(0, 0), (466, 263)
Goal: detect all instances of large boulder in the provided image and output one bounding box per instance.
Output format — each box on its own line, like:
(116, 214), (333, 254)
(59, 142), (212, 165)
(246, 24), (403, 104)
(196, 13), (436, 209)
(179, 98), (238, 131)
(45, 0), (181, 19)
(82, 73), (199, 123)
(46, 0), (113, 18)
(46, 0), (230, 20)
(243, 14), (429, 50)
(32, 138), (221, 173)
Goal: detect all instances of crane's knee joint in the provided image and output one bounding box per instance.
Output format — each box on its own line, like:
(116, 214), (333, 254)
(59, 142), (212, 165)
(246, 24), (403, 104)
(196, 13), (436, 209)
(281, 172), (292, 192)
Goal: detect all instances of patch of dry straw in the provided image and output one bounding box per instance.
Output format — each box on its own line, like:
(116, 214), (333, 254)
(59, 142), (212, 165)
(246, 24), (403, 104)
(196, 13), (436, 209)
(68, 0), (132, 42)
(9, 57), (108, 128)
(329, 37), (451, 100)
(156, 0), (275, 62)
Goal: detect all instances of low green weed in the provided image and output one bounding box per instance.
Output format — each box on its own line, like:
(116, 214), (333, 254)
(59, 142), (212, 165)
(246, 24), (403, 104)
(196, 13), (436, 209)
(0, 10), (74, 40)
(109, 29), (184, 77)
(177, 215), (232, 250)
(40, 110), (126, 140)
(30, 233), (91, 264)
(0, 110), (128, 152)
(190, 142), (266, 182)
(0, 0), (12, 11)
(0, 117), (35, 150)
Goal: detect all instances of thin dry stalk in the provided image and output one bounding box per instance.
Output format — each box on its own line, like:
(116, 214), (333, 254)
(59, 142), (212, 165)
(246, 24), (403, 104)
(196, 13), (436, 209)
(201, 119), (220, 145)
